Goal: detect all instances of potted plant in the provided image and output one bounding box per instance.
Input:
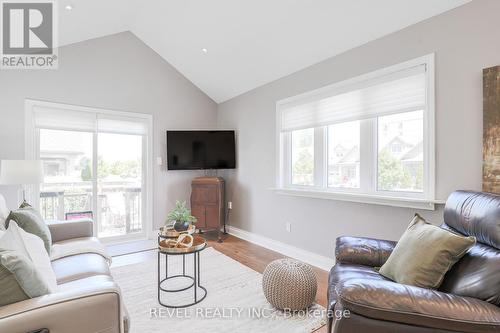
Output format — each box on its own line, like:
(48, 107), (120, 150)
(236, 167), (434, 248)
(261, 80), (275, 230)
(166, 201), (197, 232)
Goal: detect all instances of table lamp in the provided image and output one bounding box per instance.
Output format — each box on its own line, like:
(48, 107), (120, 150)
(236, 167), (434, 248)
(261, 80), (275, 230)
(0, 160), (43, 206)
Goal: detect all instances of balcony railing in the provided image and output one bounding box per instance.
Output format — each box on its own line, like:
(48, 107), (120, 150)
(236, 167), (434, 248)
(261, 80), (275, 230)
(40, 181), (142, 237)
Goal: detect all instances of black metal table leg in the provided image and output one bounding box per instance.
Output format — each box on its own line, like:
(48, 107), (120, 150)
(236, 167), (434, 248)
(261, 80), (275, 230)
(194, 251), (197, 302)
(157, 245), (207, 308)
(157, 252), (160, 304)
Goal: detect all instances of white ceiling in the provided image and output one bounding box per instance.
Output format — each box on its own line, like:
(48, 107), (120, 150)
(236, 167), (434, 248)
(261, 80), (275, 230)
(58, 0), (472, 103)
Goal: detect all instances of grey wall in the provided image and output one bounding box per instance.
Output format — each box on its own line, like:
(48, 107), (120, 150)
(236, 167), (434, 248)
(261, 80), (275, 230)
(217, 0), (499, 257)
(0, 31), (217, 230)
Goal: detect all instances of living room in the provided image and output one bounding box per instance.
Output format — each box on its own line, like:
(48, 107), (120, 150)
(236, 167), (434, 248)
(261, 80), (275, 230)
(0, 0), (499, 332)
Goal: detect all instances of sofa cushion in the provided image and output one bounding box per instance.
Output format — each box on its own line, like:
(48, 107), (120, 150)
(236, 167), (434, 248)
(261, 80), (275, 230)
(328, 263), (387, 312)
(51, 237), (111, 264)
(52, 253), (110, 284)
(0, 274), (122, 333)
(443, 190), (500, 249)
(335, 236), (396, 267)
(335, 278), (500, 333)
(439, 232), (500, 306)
(6, 206), (52, 254)
(379, 214), (476, 289)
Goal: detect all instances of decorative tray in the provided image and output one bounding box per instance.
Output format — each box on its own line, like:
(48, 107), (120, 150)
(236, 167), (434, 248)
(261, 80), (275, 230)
(159, 235), (206, 254)
(159, 224), (196, 238)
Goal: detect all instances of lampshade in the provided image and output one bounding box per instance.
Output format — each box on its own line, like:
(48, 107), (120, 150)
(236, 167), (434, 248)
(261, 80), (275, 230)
(0, 160), (43, 185)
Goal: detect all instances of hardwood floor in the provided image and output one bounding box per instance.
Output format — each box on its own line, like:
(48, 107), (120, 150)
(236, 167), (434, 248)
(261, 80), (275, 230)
(111, 232), (330, 333)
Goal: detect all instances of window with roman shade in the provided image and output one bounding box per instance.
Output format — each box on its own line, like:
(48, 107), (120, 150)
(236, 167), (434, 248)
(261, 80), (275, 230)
(276, 55), (435, 209)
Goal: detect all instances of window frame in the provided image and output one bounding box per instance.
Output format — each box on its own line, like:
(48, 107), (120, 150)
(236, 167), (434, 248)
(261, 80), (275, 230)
(275, 54), (437, 210)
(24, 99), (154, 243)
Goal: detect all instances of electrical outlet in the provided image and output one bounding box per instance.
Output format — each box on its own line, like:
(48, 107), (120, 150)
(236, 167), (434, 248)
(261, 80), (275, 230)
(228, 201), (233, 210)
(286, 222), (292, 232)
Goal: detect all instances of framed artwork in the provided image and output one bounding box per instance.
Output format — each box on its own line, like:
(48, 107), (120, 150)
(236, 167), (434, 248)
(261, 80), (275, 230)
(483, 66), (500, 193)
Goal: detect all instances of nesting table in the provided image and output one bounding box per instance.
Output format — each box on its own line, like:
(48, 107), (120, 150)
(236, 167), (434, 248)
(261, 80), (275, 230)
(157, 234), (207, 308)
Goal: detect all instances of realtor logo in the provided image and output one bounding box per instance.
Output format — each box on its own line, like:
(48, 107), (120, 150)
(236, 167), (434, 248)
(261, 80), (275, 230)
(1, 0), (58, 69)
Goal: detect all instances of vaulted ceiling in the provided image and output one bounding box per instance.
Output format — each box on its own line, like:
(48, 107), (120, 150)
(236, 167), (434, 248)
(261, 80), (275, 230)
(58, 0), (472, 102)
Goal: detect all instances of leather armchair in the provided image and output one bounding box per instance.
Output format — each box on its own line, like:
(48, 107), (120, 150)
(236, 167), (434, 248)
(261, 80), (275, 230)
(328, 191), (500, 333)
(0, 219), (127, 333)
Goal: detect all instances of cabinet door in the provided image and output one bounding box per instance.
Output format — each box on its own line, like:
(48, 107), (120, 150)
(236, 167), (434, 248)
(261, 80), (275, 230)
(191, 185), (218, 203)
(191, 204), (206, 228)
(205, 205), (220, 229)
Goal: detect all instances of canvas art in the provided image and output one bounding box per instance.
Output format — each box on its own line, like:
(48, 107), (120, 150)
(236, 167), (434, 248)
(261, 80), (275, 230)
(483, 66), (500, 193)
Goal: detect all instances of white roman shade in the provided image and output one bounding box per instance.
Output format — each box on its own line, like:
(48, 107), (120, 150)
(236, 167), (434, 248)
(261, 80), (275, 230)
(279, 64), (427, 132)
(33, 106), (96, 131)
(32, 106), (149, 136)
(97, 116), (148, 135)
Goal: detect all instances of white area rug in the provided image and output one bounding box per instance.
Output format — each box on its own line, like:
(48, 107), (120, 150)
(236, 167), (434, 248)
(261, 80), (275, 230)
(111, 247), (326, 333)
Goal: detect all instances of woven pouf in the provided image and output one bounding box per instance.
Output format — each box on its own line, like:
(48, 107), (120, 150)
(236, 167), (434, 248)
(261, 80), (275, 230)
(262, 258), (317, 311)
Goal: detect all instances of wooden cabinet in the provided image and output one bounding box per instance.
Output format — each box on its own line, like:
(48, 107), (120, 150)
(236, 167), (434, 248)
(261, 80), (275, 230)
(190, 177), (225, 241)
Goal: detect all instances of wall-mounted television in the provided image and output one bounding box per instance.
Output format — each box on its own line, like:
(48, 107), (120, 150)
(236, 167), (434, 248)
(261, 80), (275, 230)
(166, 130), (236, 170)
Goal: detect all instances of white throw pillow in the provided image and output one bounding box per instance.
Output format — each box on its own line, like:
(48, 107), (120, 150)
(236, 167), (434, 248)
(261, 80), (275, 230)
(0, 222), (57, 292)
(0, 194), (8, 230)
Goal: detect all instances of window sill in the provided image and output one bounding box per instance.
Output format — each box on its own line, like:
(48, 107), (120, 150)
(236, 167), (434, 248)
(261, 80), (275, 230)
(270, 187), (445, 210)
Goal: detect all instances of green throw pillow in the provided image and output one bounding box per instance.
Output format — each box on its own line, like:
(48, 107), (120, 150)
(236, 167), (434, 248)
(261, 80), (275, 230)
(0, 223), (55, 307)
(379, 214), (476, 289)
(0, 250), (52, 305)
(6, 207), (52, 255)
(0, 262), (30, 307)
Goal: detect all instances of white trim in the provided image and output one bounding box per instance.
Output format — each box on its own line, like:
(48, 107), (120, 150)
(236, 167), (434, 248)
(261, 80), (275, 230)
(272, 187), (445, 210)
(226, 225), (335, 272)
(24, 98), (154, 241)
(425, 54), (436, 200)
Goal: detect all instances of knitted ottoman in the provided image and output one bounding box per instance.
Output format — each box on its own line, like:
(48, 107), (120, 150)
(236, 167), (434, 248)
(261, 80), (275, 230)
(262, 258), (317, 311)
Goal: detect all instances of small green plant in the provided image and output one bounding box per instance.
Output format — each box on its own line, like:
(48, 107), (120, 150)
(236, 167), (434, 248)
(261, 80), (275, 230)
(166, 201), (197, 224)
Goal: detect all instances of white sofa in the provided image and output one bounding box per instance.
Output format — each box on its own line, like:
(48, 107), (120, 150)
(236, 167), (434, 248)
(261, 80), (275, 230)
(0, 195), (128, 333)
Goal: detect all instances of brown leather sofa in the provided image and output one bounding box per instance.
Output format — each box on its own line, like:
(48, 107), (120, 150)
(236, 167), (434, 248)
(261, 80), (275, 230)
(328, 190), (500, 333)
(0, 219), (128, 333)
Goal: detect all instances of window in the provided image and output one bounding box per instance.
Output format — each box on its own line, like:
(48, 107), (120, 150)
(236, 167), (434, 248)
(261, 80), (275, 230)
(378, 111), (423, 192)
(328, 121), (360, 188)
(25, 100), (153, 241)
(276, 55), (435, 209)
(291, 128), (314, 186)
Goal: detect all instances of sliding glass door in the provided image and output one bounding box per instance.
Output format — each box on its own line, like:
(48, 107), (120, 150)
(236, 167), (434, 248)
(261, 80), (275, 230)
(39, 129), (94, 221)
(97, 132), (144, 238)
(30, 102), (152, 242)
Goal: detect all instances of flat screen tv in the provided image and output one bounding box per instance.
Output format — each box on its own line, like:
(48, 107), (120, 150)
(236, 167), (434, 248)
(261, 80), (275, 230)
(167, 130), (236, 170)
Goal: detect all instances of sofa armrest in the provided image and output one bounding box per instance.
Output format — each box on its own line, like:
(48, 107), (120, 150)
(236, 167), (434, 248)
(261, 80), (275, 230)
(335, 236), (396, 267)
(47, 219), (94, 243)
(335, 278), (500, 333)
(0, 275), (123, 333)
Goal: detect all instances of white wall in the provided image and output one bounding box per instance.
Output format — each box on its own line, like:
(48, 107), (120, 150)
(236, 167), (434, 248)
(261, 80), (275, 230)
(217, 0), (499, 257)
(0, 32), (217, 231)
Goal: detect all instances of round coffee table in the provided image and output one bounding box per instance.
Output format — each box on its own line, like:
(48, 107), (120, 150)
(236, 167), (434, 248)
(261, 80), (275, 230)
(157, 234), (207, 308)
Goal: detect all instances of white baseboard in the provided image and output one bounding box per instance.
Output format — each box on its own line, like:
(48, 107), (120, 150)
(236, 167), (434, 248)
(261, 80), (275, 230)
(226, 226), (334, 272)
